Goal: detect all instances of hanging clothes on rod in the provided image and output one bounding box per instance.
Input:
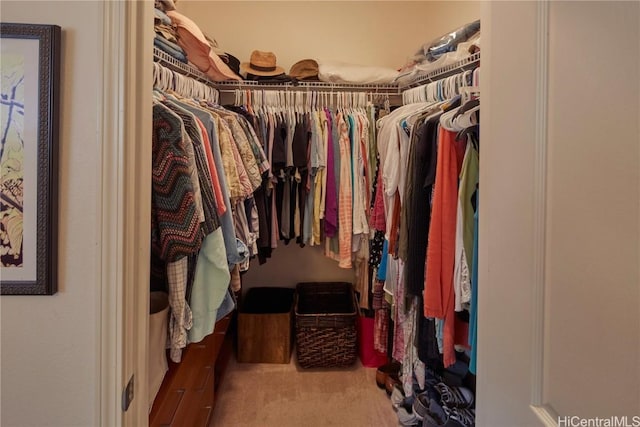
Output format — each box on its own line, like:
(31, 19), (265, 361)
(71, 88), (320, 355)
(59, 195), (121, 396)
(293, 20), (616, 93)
(402, 68), (477, 105)
(214, 80), (403, 108)
(372, 66), (481, 398)
(223, 87), (391, 309)
(151, 60), (272, 362)
(153, 62), (220, 104)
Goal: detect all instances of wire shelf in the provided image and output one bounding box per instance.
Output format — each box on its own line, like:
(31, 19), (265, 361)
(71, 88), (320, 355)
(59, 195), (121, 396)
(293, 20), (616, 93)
(153, 46), (479, 97)
(399, 51), (481, 90)
(153, 47), (400, 94)
(153, 47), (216, 85)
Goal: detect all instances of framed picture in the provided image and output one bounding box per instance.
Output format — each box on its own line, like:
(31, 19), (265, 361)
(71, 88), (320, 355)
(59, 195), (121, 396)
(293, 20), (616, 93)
(1, 23), (60, 295)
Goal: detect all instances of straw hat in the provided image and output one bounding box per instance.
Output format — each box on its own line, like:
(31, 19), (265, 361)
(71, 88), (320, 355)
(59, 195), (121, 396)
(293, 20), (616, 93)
(240, 50), (285, 76)
(289, 59), (319, 81)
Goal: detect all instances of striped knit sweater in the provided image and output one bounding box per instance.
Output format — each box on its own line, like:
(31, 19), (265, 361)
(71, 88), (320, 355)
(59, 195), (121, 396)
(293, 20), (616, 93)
(151, 104), (203, 263)
(162, 100), (220, 235)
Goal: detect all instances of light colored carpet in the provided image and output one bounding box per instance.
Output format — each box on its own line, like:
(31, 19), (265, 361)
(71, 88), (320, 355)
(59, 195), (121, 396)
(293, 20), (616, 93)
(210, 355), (399, 427)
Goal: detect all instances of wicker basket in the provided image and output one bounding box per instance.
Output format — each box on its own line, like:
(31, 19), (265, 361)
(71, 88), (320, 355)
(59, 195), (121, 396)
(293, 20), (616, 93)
(295, 282), (358, 368)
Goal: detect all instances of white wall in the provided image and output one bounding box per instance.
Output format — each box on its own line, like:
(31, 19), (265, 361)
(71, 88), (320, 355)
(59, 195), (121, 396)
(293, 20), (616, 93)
(479, 1), (640, 425)
(241, 245), (356, 290)
(178, 1), (481, 71)
(0, 2), (102, 426)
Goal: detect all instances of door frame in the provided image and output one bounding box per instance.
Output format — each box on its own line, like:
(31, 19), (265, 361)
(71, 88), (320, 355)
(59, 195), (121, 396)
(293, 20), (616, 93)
(98, 1), (152, 425)
(101, 1), (560, 425)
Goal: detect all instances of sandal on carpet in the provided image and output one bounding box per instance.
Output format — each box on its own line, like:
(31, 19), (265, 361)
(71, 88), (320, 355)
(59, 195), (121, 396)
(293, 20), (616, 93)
(376, 360), (401, 389)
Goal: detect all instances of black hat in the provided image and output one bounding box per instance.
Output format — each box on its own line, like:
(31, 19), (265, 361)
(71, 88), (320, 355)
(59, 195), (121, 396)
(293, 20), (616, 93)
(224, 53), (241, 77)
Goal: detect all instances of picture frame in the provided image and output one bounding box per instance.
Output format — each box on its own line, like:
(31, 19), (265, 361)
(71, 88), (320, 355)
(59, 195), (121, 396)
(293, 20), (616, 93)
(1, 23), (60, 295)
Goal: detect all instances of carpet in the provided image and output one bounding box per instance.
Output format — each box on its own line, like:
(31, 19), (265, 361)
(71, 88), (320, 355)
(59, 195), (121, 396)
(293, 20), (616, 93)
(210, 355), (398, 427)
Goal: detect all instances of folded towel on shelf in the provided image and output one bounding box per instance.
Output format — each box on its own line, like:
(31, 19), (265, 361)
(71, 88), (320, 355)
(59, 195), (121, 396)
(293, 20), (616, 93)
(155, 23), (179, 44)
(154, 35), (188, 63)
(154, 8), (172, 26)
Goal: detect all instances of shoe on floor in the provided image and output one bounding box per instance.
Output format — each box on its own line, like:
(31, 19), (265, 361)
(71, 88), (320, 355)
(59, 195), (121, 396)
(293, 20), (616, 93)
(421, 413), (466, 427)
(385, 373), (402, 396)
(376, 360), (401, 389)
(390, 384), (405, 410)
(397, 405), (420, 426)
(412, 390), (440, 420)
(419, 398), (466, 427)
(434, 383), (474, 408)
(443, 406), (475, 427)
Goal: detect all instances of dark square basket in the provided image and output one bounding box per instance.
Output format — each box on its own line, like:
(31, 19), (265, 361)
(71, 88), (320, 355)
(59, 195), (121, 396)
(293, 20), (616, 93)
(294, 282), (358, 368)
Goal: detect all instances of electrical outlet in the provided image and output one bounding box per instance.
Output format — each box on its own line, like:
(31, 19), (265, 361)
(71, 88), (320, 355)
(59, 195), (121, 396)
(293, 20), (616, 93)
(122, 374), (135, 412)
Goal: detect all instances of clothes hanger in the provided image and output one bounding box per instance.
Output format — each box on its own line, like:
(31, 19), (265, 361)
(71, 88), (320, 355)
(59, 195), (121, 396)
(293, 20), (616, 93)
(161, 66), (171, 92)
(330, 86), (334, 111)
(184, 74), (192, 98)
(252, 90), (258, 115)
(153, 63), (161, 89)
(173, 72), (182, 95)
(180, 74), (189, 97)
(191, 77), (198, 99)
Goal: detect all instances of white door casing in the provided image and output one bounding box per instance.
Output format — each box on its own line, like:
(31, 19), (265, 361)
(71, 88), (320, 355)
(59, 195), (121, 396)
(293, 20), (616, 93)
(99, 1), (153, 425)
(477, 2), (543, 425)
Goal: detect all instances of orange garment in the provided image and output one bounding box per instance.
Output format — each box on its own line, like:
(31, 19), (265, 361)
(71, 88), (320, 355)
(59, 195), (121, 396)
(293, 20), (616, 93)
(194, 117), (226, 217)
(337, 113), (353, 269)
(424, 128), (466, 367)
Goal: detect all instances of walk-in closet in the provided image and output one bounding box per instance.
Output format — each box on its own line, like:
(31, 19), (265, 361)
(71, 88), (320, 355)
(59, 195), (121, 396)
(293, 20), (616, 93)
(148, 2), (481, 425)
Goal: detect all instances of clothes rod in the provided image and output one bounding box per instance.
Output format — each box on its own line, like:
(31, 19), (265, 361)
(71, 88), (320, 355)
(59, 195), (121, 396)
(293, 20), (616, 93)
(215, 80), (400, 93)
(218, 90), (403, 107)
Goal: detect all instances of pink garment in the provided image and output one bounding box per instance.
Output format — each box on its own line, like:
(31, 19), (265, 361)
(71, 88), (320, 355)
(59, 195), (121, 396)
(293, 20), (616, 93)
(371, 165), (387, 232)
(424, 128), (466, 367)
(194, 117), (226, 216)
